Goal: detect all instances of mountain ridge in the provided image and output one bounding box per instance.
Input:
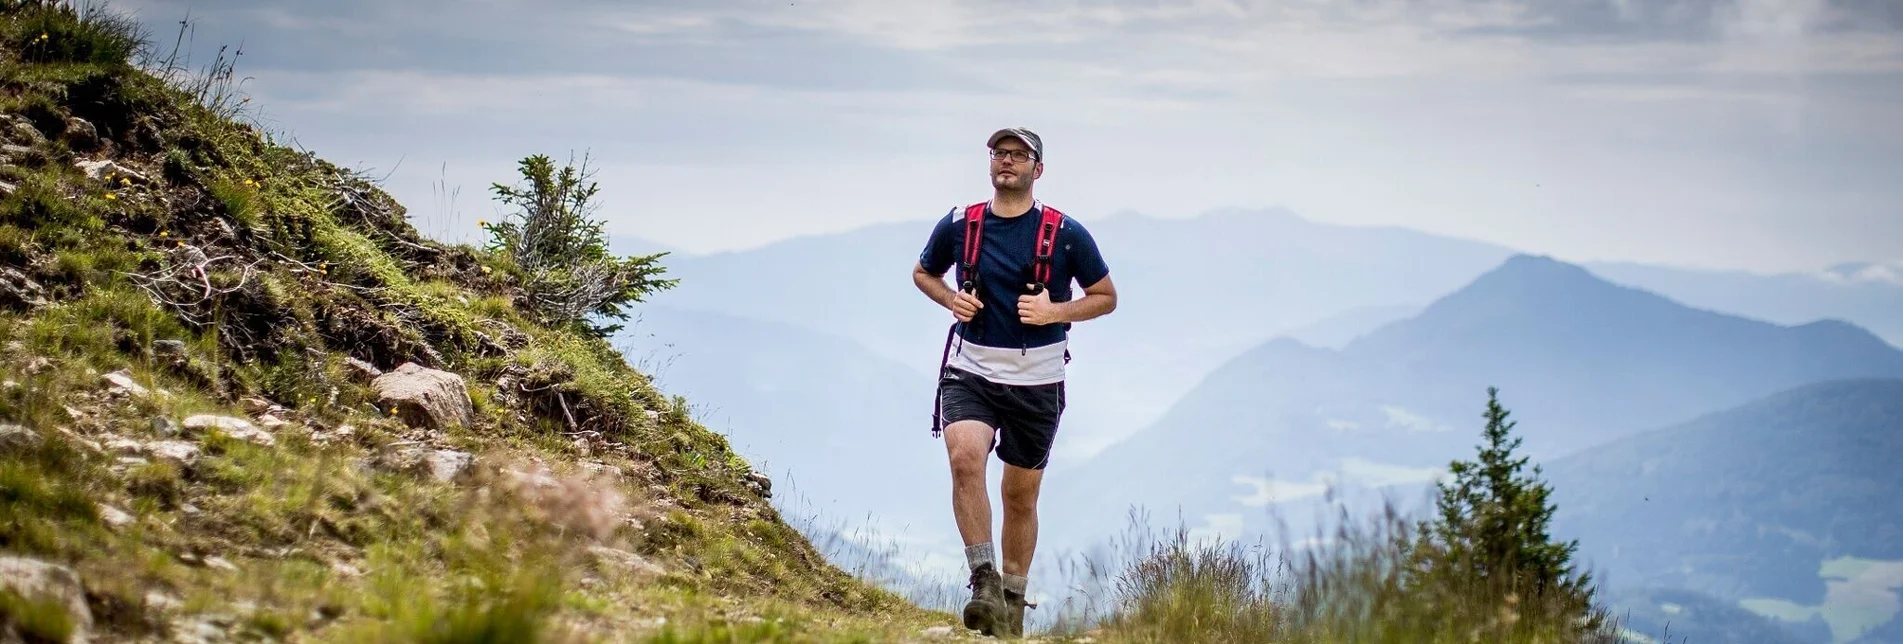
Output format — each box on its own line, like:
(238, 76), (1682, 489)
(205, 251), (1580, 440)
(1037, 252), (1903, 555)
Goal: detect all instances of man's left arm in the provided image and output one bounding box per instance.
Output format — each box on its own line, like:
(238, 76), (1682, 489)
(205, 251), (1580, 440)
(1055, 275), (1116, 323)
(1056, 219), (1115, 323)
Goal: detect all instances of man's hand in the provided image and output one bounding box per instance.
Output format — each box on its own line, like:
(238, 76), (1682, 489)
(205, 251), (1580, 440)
(1017, 285), (1062, 326)
(949, 290), (983, 323)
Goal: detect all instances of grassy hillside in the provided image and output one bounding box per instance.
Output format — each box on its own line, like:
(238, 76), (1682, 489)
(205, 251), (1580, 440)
(0, 3), (952, 641)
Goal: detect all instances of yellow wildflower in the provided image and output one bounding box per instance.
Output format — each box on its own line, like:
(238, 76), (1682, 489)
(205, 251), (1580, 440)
(105, 193), (116, 200)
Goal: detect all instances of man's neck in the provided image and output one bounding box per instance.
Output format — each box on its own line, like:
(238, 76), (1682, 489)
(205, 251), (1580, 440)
(991, 191), (1035, 218)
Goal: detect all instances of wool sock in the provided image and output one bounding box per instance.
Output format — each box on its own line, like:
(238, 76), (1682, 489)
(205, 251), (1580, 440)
(1003, 573), (1028, 596)
(965, 542), (996, 571)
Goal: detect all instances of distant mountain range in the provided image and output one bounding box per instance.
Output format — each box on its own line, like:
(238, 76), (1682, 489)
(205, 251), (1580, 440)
(1037, 254), (1903, 554)
(1546, 378), (1903, 644)
(1586, 260), (1903, 349)
(615, 208), (1903, 460)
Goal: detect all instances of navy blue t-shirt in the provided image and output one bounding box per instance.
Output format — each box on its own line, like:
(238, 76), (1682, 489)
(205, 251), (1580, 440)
(919, 201), (1110, 367)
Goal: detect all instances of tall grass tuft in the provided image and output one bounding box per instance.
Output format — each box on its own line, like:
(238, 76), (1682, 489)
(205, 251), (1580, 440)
(1040, 496), (1626, 644)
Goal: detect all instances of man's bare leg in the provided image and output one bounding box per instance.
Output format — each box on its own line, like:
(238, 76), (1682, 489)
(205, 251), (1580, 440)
(944, 420), (996, 548)
(944, 420), (1006, 633)
(1000, 463), (1044, 581)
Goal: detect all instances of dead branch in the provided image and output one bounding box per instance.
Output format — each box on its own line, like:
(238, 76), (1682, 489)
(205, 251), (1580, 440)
(121, 242), (267, 327)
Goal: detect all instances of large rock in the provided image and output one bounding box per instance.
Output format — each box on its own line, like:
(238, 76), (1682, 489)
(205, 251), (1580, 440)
(0, 556), (93, 643)
(371, 363), (473, 429)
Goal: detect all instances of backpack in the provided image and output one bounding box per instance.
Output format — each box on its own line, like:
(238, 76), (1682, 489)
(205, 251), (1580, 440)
(931, 200), (1067, 437)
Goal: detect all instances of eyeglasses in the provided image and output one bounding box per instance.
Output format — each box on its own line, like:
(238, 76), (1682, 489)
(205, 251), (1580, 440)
(988, 148), (1036, 163)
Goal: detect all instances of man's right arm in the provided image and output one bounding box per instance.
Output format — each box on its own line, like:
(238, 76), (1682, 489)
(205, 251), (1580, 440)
(914, 262), (955, 310)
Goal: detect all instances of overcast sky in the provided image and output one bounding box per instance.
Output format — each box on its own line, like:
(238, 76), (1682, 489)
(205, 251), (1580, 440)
(111, 0), (1903, 273)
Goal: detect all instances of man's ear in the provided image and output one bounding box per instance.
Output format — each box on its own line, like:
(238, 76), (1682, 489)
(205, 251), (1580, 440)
(1033, 162), (1044, 179)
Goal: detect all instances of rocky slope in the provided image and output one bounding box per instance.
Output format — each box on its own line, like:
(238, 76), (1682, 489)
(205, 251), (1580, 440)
(0, 4), (964, 642)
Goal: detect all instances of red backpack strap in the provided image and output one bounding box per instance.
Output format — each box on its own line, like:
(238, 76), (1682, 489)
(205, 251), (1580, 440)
(1030, 205), (1064, 291)
(959, 202), (987, 293)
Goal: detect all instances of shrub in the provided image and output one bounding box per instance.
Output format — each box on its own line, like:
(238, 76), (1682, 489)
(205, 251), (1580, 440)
(482, 153), (677, 337)
(0, 0), (148, 67)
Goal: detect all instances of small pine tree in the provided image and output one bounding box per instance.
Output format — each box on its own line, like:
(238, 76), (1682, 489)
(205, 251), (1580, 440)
(483, 153), (677, 337)
(1412, 386), (1602, 630)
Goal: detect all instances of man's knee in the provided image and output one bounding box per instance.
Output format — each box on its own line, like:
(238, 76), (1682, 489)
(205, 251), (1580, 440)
(1001, 468), (1043, 514)
(944, 421), (993, 479)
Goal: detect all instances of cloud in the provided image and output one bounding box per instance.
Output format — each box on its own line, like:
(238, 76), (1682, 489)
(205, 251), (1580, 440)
(1231, 458), (1445, 507)
(106, 0), (1903, 271)
(1380, 405), (1453, 433)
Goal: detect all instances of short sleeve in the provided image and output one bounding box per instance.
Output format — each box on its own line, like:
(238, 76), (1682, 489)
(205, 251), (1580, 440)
(918, 208), (959, 276)
(1065, 218), (1110, 288)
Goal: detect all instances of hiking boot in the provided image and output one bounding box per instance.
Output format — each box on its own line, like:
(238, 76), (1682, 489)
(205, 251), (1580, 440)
(963, 562), (1006, 636)
(1002, 588), (1036, 638)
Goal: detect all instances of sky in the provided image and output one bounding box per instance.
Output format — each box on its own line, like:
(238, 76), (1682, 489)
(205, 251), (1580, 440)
(108, 0), (1903, 273)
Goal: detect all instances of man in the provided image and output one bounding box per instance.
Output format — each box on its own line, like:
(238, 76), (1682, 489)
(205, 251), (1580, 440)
(911, 127), (1117, 637)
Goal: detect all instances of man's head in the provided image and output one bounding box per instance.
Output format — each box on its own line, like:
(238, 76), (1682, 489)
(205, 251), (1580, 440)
(987, 127), (1043, 193)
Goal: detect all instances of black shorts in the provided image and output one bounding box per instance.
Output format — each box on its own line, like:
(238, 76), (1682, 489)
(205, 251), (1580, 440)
(936, 367), (1066, 470)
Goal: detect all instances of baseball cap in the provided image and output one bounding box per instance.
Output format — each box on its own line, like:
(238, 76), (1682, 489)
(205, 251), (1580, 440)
(987, 127), (1043, 161)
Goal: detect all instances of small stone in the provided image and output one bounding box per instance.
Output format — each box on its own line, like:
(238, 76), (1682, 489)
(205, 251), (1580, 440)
(344, 357), (382, 382)
(330, 561), (363, 578)
(150, 416), (182, 437)
(257, 414), (290, 429)
(424, 450), (473, 482)
(581, 462), (624, 480)
(1, 266), (48, 311)
(745, 471), (772, 498)
(0, 423), (39, 450)
(74, 158), (147, 184)
(102, 370), (151, 398)
(922, 626), (956, 638)
(8, 120), (43, 144)
(146, 440), (201, 467)
(153, 339), (187, 356)
(62, 116), (98, 150)
(24, 356), (52, 375)
(0, 143), (31, 156)
(98, 504), (135, 528)
(204, 556), (239, 572)
(105, 437), (143, 455)
(240, 397), (272, 414)
(587, 546), (665, 577)
(183, 414), (274, 446)
(180, 503), (200, 515)
(144, 590), (181, 612)
(0, 180), (15, 196)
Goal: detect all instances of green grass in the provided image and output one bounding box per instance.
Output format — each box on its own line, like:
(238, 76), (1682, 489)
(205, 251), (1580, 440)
(0, 587), (75, 644)
(1035, 502), (1626, 644)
